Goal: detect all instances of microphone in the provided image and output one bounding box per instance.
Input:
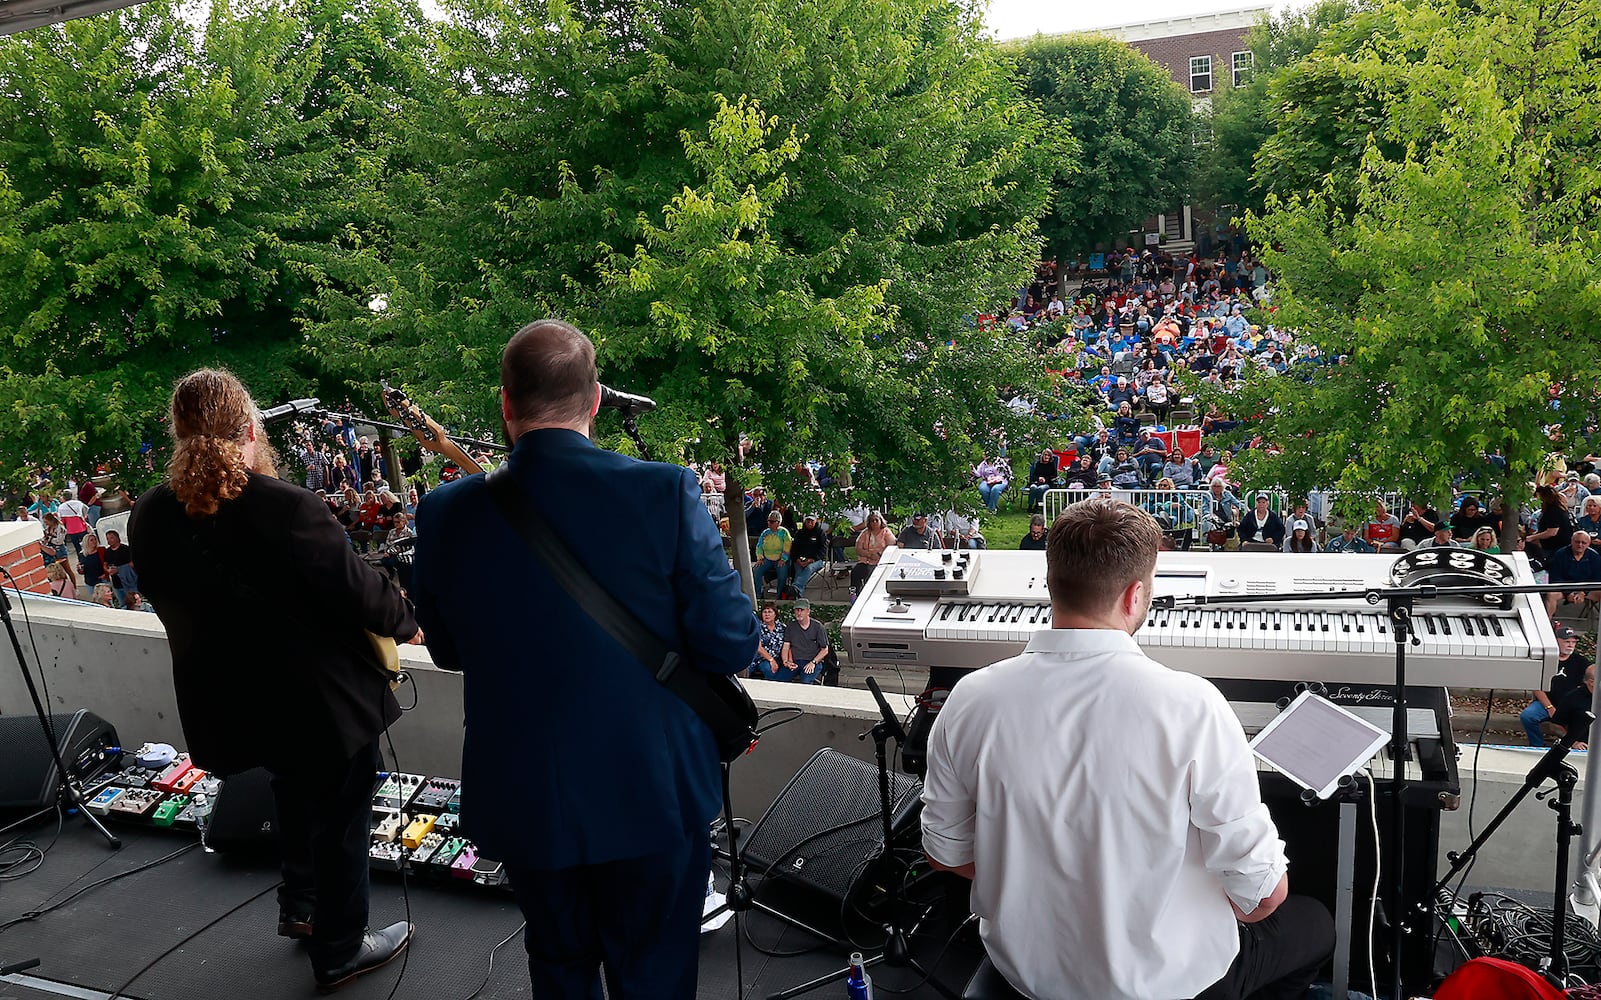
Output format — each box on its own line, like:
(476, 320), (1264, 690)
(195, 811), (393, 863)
(598, 384), (656, 417)
(259, 398), (321, 423)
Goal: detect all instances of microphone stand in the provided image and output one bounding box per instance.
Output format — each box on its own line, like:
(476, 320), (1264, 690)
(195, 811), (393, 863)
(1154, 574), (1580, 1000)
(768, 677), (958, 1000)
(0, 587), (121, 850)
(309, 408), (509, 455)
(1432, 720), (1591, 988)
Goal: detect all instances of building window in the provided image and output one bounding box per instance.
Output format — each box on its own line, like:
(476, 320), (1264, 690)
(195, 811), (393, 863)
(1232, 51), (1254, 88)
(1190, 56), (1213, 93)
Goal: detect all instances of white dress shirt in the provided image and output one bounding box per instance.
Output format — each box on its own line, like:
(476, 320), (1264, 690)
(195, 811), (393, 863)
(921, 628), (1287, 1000)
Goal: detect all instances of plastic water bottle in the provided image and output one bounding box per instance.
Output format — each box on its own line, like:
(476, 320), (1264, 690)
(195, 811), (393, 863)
(846, 952), (874, 999)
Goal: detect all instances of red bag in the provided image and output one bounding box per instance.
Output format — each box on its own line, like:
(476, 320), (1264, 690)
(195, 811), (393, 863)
(1433, 957), (1565, 1000)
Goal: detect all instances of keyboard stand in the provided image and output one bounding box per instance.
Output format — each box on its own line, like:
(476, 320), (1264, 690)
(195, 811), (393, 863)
(1331, 782), (1364, 1000)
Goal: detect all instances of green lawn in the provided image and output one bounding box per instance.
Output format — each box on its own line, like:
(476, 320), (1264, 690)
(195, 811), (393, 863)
(983, 508), (1037, 549)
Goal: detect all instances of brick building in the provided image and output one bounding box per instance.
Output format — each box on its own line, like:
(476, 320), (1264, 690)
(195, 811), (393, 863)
(1104, 5), (1269, 100)
(1027, 4), (1270, 255)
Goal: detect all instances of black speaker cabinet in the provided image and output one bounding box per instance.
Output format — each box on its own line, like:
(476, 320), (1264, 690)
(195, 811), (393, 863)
(205, 767), (280, 855)
(0, 710), (120, 810)
(741, 748), (922, 913)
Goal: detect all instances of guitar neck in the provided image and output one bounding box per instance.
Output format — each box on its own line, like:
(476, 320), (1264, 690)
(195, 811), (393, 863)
(433, 439), (484, 476)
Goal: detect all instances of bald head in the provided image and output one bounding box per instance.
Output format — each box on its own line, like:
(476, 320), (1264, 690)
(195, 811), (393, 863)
(500, 319), (600, 437)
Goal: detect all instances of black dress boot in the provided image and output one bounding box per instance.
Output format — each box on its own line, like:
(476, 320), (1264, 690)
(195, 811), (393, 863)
(312, 920), (412, 994)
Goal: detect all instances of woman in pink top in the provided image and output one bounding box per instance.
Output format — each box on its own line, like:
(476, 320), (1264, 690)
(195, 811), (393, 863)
(850, 511), (898, 595)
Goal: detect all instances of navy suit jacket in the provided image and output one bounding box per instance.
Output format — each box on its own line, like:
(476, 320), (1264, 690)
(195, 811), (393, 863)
(410, 429), (758, 869)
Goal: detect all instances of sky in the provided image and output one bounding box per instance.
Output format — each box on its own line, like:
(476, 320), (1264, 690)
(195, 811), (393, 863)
(983, 0), (1302, 41)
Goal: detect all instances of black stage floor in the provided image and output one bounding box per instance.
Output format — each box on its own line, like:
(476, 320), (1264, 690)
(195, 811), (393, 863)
(0, 819), (979, 1000)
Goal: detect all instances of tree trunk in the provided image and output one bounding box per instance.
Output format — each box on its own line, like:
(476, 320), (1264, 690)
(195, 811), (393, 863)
(726, 473), (757, 608)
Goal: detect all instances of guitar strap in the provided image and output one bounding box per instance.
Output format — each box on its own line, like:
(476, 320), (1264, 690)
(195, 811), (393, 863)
(484, 465), (757, 763)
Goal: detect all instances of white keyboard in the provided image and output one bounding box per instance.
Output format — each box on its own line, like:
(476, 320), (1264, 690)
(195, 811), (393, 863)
(845, 550), (1557, 689)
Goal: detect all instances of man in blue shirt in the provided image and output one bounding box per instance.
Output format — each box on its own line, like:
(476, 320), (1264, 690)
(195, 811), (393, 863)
(1545, 530), (1601, 618)
(411, 320), (758, 999)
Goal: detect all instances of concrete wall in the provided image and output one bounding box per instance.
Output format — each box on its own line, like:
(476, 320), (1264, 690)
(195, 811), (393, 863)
(0, 594), (1579, 894)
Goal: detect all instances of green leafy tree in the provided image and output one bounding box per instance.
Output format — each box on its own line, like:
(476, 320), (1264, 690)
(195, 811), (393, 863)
(1204, 0), (1601, 536)
(1193, 0), (1358, 216)
(322, 0), (1068, 596)
(0, 0), (430, 491)
(1010, 34), (1193, 258)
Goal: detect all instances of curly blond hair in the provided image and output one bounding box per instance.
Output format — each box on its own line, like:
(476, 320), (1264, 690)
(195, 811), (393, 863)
(167, 369), (256, 518)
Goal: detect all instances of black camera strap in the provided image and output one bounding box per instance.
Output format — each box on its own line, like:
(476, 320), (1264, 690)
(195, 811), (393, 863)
(484, 464), (756, 761)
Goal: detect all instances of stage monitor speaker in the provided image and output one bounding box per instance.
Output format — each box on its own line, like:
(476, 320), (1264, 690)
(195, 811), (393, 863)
(0, 710), (120, 811)
(205, 767), (280, 855)
(741, 747), (922, 910)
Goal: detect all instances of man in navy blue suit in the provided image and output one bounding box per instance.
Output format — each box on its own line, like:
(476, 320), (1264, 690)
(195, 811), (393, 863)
(410, 319), (759, 999)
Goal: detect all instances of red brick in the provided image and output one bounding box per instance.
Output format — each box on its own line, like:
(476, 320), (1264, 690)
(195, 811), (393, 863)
(1127, 26), (1253, 95)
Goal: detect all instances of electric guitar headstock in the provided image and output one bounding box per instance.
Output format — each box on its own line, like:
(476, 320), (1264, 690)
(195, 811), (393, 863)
(381, 380), (483, 475)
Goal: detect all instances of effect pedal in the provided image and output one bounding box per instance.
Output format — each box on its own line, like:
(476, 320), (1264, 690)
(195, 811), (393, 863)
(373, 772), (425, 811)
(371, 811), (405, 844)
(410, 832), (446, 866)
(445, 787), (463, 814)
(401, 814), (438, 849)
(152, 794), (190, 827)
(87, 787), (125, 816)
(109, 788), (165, 818)
(421, 837), (466, 874)
(433, 812), (461, 834)
(411, 777), (460, 813)
(450, 844), (480, 880)
(169, 767), (207, 795)
(368, 842), (407, 872)
(470, 855), (506, 887)
(151, 755), (195, 793)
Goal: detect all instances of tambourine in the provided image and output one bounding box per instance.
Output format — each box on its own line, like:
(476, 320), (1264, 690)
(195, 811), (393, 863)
(1385, 548), (1517, 608)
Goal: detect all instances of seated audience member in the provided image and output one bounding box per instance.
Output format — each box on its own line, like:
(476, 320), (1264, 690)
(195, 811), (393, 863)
(789, 513), (831, 597)
(1109, 450), (1144, 489)
(102, 529), (137, 601)
(1397, 500), (1443, 551)
(1452, 496), (1499, 541)
(936, 509), (986, 550)
(1417, 521), (1457, 549)
(1026, 448), (1061, 513)
(1162, 450), (1197, 489)
(752, 510), (793, 598)
(1239, 496), (1286, 548)
(780, 600), (830, 685)
(1019, 514), (1048, 550)
(1545, 530), (1601, 618)
(851, 511), (898, 594)
(1550, 663), (1597, 751)
(1063, 452), (1098, 490)
(973, 456), (1010, 513)
(1134, 432), (1168, 481)
(1365, 501), (1402, 551)
(1577, 495), (1601, 537)
(1284, 520), (1317, 553)
(1112, 401), (1141, 447)
(920, 499), (1333, 999)
(1469, 526), (1500, 553)
(1325, 524), (1376, 553)
(46, 561), (77, 600)
(1521, 625), (1588, 746)
(897, 512), (938, 551)
(1201, 480), (1244, 545)
(91, 584), (116, 607)
(748, 603), (790, 681)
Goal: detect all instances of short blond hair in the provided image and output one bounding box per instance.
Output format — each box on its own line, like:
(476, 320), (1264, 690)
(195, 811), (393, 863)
(1046, 500), (1160, 615)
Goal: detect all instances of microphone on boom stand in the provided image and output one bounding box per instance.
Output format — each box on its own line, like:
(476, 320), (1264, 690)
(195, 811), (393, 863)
(259, 398), (322, 423)
(598, 384), (657, 418)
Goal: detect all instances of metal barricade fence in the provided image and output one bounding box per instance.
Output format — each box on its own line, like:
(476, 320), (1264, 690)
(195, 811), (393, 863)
(1042, 488), (1212, 539)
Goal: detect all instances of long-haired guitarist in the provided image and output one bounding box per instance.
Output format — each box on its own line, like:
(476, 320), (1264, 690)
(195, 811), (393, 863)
(129, 368), (421, 993)
(409, 319), (758, 1000)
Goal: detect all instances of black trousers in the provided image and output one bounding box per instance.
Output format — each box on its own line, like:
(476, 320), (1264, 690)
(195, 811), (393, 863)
(1193, 895), (1335, 1000)
(269, 741), (382, 967)
(504, 831), (712, 1000)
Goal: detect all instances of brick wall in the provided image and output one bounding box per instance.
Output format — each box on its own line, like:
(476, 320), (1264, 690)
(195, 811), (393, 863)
(1127, 26), (1253, 95)
(0, 522), (50, 594)
(1, 539), (50, 594)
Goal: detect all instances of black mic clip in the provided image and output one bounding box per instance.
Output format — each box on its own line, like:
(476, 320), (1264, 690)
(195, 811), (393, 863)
(1150, 595), (1176, 610)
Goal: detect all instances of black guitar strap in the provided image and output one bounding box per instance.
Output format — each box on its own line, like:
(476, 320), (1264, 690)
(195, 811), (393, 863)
(484, 465), (756, 761)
